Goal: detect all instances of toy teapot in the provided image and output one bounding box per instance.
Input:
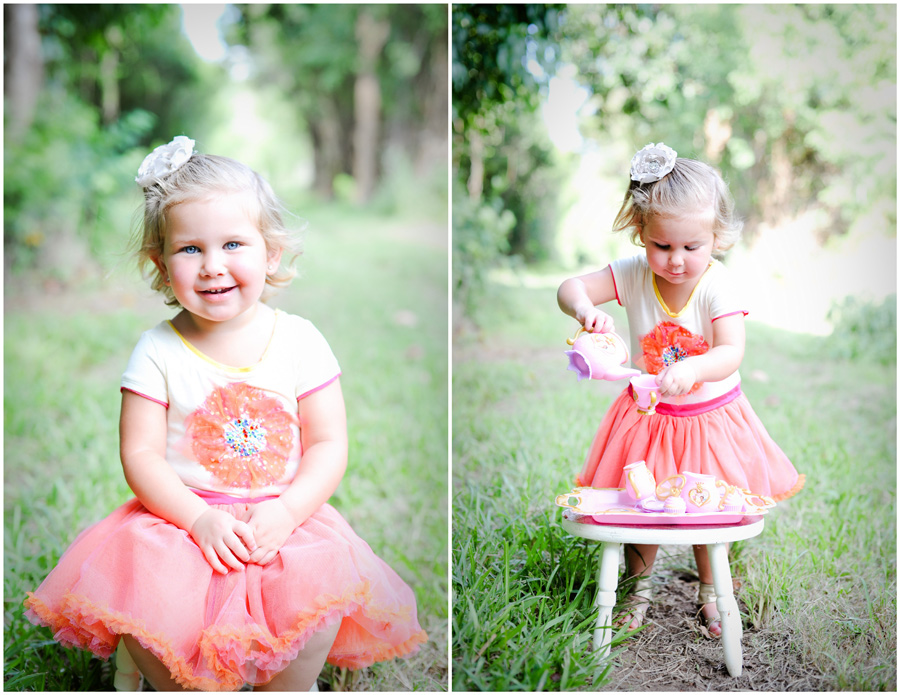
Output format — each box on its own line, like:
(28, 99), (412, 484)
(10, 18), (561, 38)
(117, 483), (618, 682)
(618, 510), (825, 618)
(565, 327), (641, 382)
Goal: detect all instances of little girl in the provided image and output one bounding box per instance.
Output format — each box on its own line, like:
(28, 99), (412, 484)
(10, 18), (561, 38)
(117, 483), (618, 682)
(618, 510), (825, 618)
(25, 136), (427, 691)
(557, 143), (803, 637)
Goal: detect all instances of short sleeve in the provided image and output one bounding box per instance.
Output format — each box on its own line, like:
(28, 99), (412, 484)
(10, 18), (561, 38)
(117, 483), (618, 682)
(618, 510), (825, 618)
(608, 255), (646, 308)
(705, 262), (748, 321)
(120, 330), (169, 407)
(292, 319), (342, 401)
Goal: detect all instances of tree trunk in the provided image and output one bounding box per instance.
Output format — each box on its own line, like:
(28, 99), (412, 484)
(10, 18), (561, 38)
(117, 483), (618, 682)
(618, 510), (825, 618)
(353, 9), (390, 204)
(309, 96), (344, 199)
(4, 4), (44, 139)
(99, 25), (123, 125)
(415, 26), (449, 176)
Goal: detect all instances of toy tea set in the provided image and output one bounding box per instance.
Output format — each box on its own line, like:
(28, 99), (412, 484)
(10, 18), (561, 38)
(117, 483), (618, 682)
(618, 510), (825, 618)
(558, 327), (776, 525)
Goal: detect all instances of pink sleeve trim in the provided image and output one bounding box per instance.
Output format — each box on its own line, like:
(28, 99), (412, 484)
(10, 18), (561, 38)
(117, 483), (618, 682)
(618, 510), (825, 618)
(711, 310), (749, 322)
(297, 373), (341, 402)
(608, 265), (622, 306)
(120, 387), (169, 409)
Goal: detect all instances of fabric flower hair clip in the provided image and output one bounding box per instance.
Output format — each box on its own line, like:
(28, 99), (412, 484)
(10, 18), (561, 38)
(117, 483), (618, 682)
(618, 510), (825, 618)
(630, 142), (677, 184)
(135, 135), (195, 187)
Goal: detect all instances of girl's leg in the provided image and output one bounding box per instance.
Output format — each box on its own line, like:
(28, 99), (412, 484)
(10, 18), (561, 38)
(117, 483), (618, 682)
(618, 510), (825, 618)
(254, 620), (341, 692)
(692, 544), (723, 637)
(619, 543), (659, 630)
(121, 635), (193, 692)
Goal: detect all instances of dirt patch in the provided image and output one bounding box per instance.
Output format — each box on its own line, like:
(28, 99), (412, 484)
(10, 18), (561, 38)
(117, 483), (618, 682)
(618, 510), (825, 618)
(593, 550), (826, 692)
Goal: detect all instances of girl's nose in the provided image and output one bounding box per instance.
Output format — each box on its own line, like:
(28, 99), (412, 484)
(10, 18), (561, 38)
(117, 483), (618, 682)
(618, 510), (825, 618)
(201, 252), (226, 276)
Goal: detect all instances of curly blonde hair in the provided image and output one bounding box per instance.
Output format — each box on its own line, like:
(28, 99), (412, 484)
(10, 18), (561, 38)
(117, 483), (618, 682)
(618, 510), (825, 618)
(134, 153), (302, 307)
(613, 157), (742, 256)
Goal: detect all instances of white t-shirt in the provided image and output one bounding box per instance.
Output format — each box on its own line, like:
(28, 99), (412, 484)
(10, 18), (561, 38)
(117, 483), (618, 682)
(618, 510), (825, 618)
(609, 254), (747, 404)
(120, 310), (341, 497)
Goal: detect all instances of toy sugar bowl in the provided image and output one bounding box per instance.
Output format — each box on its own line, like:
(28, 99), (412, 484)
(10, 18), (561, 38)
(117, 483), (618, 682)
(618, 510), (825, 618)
(564, 327), (640, 382)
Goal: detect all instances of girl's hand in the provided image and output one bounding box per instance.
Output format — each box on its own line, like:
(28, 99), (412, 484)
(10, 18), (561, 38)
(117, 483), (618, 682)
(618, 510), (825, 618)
(578, 307), (615, 334)
(241, 499), (298, 566)
(656, 361), (698, 397)
(189, 509), (256, 574)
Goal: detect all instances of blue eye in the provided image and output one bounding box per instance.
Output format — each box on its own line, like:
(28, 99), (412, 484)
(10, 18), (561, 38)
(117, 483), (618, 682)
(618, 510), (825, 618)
(183, 246), (200, 254)
(224, 241), (241, 250)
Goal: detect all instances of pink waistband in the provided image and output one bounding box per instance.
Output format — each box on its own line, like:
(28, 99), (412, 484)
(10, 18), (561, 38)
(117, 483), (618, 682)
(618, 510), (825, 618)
(191, 488), (279, 505)
(626, 383), (742, 417)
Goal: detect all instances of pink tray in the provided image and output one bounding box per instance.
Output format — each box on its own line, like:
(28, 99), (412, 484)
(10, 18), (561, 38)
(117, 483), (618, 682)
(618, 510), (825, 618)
(556, 487), (769, 526)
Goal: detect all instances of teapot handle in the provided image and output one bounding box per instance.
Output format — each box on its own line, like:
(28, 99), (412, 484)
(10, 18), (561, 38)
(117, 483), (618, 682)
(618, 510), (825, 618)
(567, 325), (589, 346)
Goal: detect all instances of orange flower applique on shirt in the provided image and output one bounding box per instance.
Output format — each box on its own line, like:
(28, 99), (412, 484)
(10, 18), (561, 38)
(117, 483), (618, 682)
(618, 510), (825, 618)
(185, 382), (297, 489)
(640, 321), (709, 394)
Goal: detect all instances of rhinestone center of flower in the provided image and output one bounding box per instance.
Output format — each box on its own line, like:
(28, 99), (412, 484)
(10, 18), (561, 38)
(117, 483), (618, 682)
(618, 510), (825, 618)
(661, 345), (688, 366)
(223, 417), (268, 458)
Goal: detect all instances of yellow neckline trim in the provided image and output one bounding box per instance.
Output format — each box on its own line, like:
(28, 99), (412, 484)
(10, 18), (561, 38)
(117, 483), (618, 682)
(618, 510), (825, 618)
(652, 261), (714, 318)
(168, 309), (280, 373)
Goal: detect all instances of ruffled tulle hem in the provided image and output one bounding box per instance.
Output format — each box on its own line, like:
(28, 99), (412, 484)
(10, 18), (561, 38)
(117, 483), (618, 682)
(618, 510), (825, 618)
(24, 497), (426, 691)
(772, 473), (805, 502)
(26, 581), (427, 691)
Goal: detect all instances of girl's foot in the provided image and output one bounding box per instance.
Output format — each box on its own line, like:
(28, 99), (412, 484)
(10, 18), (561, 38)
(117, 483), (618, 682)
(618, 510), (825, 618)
(697, 582), (722, 638)
(615, 575), (652, 631)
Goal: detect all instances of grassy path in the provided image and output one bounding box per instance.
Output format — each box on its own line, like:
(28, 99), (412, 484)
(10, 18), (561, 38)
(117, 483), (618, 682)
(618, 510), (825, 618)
(452, 275), (896, 691)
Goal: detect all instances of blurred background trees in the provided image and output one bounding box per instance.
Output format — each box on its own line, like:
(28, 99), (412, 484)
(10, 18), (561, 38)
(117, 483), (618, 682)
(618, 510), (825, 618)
(4, 3), (448, 283)
(452, 3), (896, 338)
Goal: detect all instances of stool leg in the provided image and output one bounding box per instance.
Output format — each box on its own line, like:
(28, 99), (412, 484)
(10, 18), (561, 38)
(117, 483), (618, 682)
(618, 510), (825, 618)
(707, 542), (742, 677)
(593, 541), (621, 658)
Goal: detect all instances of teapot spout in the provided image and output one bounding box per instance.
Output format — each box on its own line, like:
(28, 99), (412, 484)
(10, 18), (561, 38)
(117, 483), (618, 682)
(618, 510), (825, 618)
(600, 365), (641, 381)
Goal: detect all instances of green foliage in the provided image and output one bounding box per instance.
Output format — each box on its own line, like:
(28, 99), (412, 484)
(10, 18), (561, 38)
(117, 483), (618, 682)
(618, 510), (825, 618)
(825, 294), (897, 365)
(452, 4), (562, 125)
(3, 88), (153, 273)
(560, 4), (896, 234)
(5, 4), (222, 276)
(452, 184), (516, 317)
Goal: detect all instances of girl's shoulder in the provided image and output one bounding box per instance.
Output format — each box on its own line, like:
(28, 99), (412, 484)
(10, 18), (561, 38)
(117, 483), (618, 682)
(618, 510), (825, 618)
(273, 309), (330, 341)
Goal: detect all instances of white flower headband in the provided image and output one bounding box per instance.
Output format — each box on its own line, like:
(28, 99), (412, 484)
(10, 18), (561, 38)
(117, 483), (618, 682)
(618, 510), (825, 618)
(135, 135), (195, 187)
(630, 142), (677, 184)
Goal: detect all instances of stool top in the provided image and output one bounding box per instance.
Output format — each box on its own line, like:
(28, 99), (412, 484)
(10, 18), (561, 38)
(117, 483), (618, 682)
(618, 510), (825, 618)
(561, 513), (765, 545)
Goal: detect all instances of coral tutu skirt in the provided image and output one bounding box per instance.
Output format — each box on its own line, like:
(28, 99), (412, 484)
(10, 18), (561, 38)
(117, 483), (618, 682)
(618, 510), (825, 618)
(25, 491), (427, 691)
(576, 386), (804, 501)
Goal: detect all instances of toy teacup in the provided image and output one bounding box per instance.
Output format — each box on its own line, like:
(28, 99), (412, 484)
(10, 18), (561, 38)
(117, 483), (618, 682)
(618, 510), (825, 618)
(564, 327), (640, 382)
(630, 374), (660, 415)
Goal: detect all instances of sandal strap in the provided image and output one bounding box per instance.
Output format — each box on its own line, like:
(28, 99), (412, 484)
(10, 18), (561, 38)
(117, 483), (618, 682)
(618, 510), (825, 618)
(698, 581), (717, 605)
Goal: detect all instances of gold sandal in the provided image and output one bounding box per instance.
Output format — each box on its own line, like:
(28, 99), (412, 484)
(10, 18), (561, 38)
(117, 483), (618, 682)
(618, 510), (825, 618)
(616, 575), (653, 631)
(697, 582), (722, 638)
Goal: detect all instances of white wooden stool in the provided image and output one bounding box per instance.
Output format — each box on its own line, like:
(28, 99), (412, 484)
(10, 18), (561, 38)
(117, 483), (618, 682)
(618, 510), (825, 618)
(561, 514), (765, 676)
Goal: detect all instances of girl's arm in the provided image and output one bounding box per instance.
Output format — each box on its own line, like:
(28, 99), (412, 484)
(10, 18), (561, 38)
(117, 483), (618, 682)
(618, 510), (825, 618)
(119, 390), (255, 573)
(557, 267), (618, 333)
(244, 379), (348, 565)
(656, 313), (746, 396)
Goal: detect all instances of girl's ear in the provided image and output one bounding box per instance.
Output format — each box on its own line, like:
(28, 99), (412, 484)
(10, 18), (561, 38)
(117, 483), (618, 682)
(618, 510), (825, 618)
(266, 246), (283, 275)
(151, 256), (170, 285)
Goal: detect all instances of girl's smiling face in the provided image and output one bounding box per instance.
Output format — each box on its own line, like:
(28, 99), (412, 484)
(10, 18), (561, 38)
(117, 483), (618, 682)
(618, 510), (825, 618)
(154, 192), (281, 329)
(640, 212), (717, 288)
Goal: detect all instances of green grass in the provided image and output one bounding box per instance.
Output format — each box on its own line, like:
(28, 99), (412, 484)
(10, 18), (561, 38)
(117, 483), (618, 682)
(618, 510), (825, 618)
(4, 203), (448, 691)
(452, 272), (896, 691)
